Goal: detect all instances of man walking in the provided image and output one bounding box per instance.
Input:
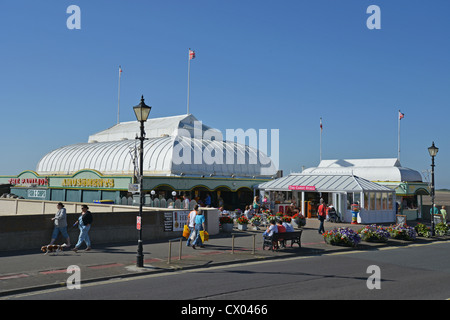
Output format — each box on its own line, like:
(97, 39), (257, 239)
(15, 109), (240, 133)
(318, 199), (327, 234)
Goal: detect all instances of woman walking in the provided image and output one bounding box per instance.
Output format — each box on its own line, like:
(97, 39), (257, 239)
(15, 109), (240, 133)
(192, 209), (206, 249)
(72, 205), (93, 252)
(49, 202), (71, 247)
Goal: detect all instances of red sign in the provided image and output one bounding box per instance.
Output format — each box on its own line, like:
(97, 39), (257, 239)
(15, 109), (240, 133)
(288, 185), (316, 191)
(8, 178), (48, 186)
(136, 216), (142, 230)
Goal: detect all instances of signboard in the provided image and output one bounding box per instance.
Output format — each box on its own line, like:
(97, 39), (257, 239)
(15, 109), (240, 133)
(163, 211), (190, 232)
(396, 214), (407, 226)
(136, 216), (142, 230)
(61, 178), (114, 188)
(128, 183), (140, 193)
(9, 178), (48, 187)
(288, 185), (316, 191)
(164, 212), (173, 232)
(27, 189), (47, 199)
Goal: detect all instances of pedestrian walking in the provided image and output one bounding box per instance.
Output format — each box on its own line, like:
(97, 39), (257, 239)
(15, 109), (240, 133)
(253, 196), (260, 213)
(192, 209), (206, 249)
(318, 199), (327, 234)
(49, 202), (71, 247)
(72, 205), (93, 252)
(430, 204), (440, 216)
(186, 205), (198, 247)
(441, 206), (447, 222)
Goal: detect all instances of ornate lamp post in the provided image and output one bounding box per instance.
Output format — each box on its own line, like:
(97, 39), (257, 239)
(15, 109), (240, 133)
(133, 95), (151, 267)
(428, 141), (439, 236)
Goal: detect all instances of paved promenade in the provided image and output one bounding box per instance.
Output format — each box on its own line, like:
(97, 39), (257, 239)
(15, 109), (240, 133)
(0, 219), (447, 297)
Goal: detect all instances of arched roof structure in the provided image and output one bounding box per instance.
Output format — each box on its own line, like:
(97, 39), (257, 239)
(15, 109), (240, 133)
(36, 115), (277, 178)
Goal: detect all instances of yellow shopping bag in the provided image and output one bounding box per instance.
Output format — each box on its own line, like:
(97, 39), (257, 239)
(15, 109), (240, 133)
(200, 230), (209, 242)
(183, 225), (190, 239)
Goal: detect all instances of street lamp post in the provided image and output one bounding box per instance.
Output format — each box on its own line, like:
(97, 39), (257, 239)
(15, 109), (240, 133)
(428, 141), (439, 236)
(133, 95), (152, 267)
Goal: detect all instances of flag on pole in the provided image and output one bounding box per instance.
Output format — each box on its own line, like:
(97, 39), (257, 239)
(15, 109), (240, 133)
(189, 49), (195, 60)
(399, 111), (404, 120)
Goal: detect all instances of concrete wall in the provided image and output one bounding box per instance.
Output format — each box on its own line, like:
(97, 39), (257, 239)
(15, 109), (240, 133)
(0, 199), (219, 252)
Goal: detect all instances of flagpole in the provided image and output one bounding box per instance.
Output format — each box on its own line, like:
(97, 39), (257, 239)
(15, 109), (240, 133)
(187, 49), (191, 115)
(398, 110), (401, 161)
(320, 117), (323, 163)
(117, 66), (122, 124)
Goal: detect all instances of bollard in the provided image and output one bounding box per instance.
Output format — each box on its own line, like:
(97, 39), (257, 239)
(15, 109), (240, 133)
(168, 238), (183, 264)
(168, 241), (172, 264)
(231, 234), (235, 254)
(252, 234), (256, 255)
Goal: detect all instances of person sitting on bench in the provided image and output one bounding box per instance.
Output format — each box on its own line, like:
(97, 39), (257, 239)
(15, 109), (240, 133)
(263, 220), (278, 239)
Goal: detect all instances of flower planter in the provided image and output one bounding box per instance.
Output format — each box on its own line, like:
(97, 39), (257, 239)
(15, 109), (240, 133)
(222, 223), (233, 233)
(238, 224), (248, 231)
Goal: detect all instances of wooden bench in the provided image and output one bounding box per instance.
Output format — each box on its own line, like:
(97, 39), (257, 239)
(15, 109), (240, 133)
(263, 230), (303, 251)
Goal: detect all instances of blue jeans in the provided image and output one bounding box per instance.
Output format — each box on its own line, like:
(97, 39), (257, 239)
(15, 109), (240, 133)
(186, 226), (195, 246)
(193, 224), (203, 246)
(75, 223), (91, 248)
(52, 226), (69, 239)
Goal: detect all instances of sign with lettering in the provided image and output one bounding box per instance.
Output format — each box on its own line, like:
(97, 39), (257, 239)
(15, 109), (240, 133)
(61, 178), (114, 188)
(8, 178), (48, 187)
(288, 185), (316, 191)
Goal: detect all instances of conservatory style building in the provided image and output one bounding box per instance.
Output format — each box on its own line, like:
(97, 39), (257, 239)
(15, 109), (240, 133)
(1, 114), (278, 210)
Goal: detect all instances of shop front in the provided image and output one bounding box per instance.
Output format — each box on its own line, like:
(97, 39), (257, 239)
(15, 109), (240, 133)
(1, 169), (261, 210)
(258, 173), (397, 224)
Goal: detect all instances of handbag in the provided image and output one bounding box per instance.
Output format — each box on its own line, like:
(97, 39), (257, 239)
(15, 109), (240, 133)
(183, 225), (190, 239)
(190, 229), (197, 241)
(200, 230), (209, 242)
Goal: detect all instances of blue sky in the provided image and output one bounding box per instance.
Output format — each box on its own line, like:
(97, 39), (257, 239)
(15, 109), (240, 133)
(0, 0), (449, 188)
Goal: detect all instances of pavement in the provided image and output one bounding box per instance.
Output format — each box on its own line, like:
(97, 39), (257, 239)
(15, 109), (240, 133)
(1, 218), (448, 298)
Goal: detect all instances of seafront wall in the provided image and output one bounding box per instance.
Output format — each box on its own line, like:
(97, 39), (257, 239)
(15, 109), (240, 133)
(0, 199), (219, 251)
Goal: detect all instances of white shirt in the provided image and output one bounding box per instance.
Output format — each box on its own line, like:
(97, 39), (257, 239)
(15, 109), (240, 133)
(188, 210), (197, 228)
(267, 224), (278, 236)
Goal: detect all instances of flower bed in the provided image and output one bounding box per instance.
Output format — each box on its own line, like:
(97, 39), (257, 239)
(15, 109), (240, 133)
(292, 213), (306, 227)
(358, 224), (390, 243)
(323, 227), (361, 247)
(386, 224), (417, 241)
(219, 216), (233, 225)
(250, 215), (262, 226)
(236, 216), (249, 225)
(435, 222), (449, 236)
(414, 223), (431, 238)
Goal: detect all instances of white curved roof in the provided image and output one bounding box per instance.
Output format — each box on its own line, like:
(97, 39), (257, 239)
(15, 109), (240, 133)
(88, 114), (218, 143)
(302, 158), (423, 182)
(259, 173), (394, 192)
(36, 136), (277, 178)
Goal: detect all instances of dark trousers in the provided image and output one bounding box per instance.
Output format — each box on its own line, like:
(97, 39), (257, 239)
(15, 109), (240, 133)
(318, 216), (325, 234)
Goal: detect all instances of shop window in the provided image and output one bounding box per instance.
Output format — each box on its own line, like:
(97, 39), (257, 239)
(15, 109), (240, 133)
(354, 193), (361, 206)
(382, 193), (388, 210)
(388, 194), (393, 210)
(364, 193), (369, 210)
(370, 193), (375, 210)
(376, 192), (382, 211)
(347, 193), (353, 210)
